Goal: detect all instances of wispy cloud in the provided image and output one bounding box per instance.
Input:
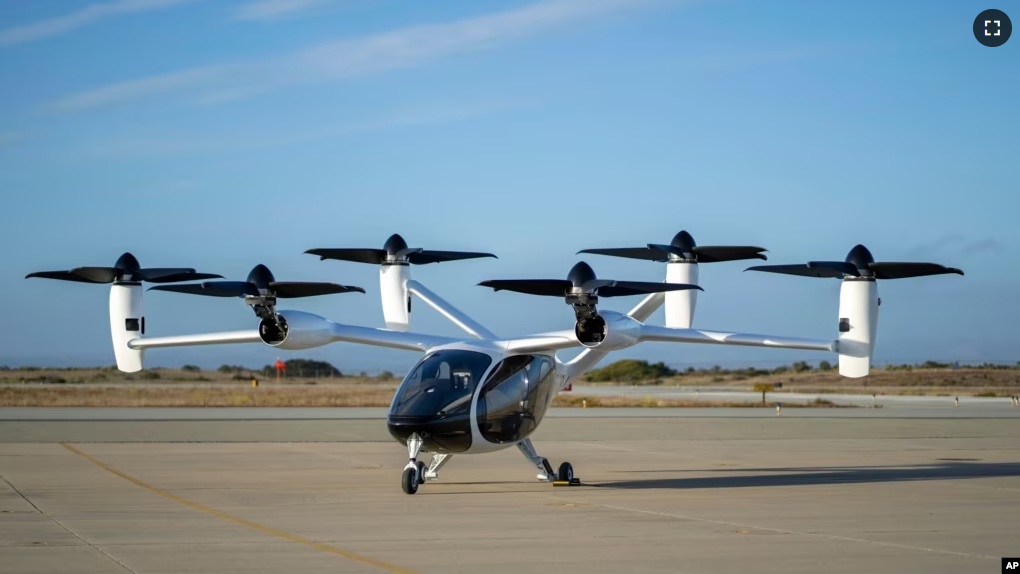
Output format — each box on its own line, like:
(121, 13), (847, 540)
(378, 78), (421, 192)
(0, 0), (202, 47)
(234, 0), (332, 21)
(87, 100), (527, 156)
(48, 0), (667, 112)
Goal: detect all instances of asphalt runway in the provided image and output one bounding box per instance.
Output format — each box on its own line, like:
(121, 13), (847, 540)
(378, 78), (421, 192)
(2, 409), (1019, 573)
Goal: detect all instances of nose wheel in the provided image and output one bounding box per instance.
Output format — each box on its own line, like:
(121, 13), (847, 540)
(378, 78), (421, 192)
(401, 433), (428, 495)
(401, 461), (426, 494)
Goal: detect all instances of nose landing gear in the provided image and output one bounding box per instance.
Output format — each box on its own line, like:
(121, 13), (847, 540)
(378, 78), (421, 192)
(401, 433), (426, 495)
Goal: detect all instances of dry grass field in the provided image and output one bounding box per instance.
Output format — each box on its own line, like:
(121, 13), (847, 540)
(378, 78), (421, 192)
(645, 367), (1020, 397)
(1, 364), (1017, 407)
(0, 384), (840, 408)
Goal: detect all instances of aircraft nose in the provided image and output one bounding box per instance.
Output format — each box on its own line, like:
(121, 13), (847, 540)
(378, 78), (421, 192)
(387, 414), (473, 454)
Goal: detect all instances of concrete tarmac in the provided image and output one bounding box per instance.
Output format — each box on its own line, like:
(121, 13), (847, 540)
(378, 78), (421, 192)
(1, 409), (1018, 573)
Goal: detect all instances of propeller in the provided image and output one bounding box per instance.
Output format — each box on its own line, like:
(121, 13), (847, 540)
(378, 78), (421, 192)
(149, 264), (365, 298)
(745, 244), (964, 279)
(478, 261), (703, 298)
(579, 230), (767, 263)
(305, 233), (497, 265)
(150, 264), (364, 332)
(26, 252), (222, 284)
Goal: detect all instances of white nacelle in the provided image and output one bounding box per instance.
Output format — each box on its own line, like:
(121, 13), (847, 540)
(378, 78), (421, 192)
(261, 310), (337, 350)
(574, 310), (642, 352)
(665, 261), (698, 328)
(110, 283), (145, 372)
(380, 264), (411, 331)
(837, 279), (879, 378)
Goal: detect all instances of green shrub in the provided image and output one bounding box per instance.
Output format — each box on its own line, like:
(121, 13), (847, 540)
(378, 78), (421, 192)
(585, 360), (677, 383)
(792, 361), (812, 373)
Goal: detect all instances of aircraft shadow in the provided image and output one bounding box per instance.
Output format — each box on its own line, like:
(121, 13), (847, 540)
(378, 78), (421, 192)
(594, 461), (1020, 489)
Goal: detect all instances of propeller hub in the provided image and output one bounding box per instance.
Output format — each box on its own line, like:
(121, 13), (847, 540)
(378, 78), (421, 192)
(114, 252), (141, 271)
(845, 244), (875, 276)
(670, 230), (697, 259)
(383, 234), (409, 257)
(112, 252), (141, 282)
(247, 264), (276, 292)
(567, 261), (598, 289)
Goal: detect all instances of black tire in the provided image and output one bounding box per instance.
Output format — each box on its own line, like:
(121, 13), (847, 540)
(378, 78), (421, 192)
(401, 467), (419, 494)
(557, 462), (573, 482)
(416, 460), (427, 484)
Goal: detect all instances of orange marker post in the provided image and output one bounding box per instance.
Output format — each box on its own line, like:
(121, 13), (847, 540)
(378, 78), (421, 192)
(274, 358), (286, 384)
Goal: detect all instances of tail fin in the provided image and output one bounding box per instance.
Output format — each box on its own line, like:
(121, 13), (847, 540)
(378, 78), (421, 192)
(837, 279), (878, 378)
(110, 284), (145, 372)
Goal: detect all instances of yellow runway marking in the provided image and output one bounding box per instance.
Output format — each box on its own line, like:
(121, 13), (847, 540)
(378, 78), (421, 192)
(62, 443), (419, 574)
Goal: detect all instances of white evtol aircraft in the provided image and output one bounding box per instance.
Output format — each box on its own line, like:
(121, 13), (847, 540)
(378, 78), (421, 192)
(27, 232), (963, 494)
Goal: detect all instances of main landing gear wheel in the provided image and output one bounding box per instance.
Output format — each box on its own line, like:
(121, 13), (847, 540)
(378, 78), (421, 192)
(558, 462), (574, 482)
(401, 467), (419, 494)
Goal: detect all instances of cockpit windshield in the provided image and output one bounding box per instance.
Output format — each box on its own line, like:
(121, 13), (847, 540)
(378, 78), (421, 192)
(389, 350), (493, 418)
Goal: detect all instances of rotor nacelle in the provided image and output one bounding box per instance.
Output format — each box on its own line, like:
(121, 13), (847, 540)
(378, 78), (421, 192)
(578, 230), (768, 329)
(480, 260), (702, 344)
(574, 310), (642, 349)
(258, 310), (337, 350)
(747, 243), (963, 378)
(307, 234), (497, 332)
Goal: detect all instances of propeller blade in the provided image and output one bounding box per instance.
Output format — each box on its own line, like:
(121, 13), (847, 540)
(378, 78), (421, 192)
(646, 243), (688, 258)
(269, 282), (366, 298)
(148, 283), (245, 297)
(576, 247), (667, 261)
(746, 264), (846, 278)
(25, 270), (107, 284)
(304, 248), (387, 265)
(692, 246), (768, 263)
(395, 247), (424, 259)
(868, 262), (964, 280)
(807, 261), (862, 277)
(407, 250), (498, 265)
(580, 279), (618, 291)
(143, 272), (225, 284)
(595, 280), (703, 297)
(204, 281), (261, 296)
(138, 267), (195, 279)
(478, 279), (573, 297)
(69, 266), (120, 283)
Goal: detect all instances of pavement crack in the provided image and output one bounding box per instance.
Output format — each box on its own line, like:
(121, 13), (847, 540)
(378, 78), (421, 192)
(0, 472), (138, 573)
(60, 443), (419, 574)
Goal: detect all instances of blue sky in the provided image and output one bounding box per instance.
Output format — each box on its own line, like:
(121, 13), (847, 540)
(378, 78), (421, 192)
(0, 0), (1016, 372)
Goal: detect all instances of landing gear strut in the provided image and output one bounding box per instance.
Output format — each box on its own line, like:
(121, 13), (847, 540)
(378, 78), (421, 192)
(517, 438), (574, 483)
(423, 453), (452, 482)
